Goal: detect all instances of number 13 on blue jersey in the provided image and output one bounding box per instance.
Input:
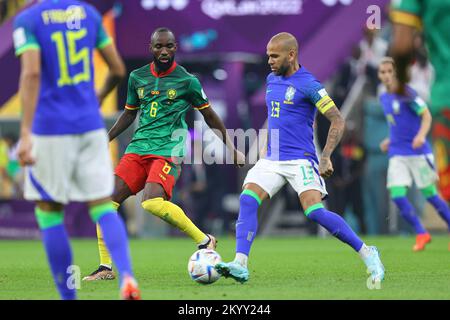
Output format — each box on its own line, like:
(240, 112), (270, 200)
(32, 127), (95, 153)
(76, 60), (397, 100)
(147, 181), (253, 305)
(271, 101), (280, 118)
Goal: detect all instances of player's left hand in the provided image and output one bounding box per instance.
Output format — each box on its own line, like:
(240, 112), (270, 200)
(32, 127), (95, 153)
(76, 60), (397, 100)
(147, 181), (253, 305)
(17, 133), (35, 166)
(319, 156), (333, 179)
(233, 149), (246, 167)
(412, 134), (425, 149)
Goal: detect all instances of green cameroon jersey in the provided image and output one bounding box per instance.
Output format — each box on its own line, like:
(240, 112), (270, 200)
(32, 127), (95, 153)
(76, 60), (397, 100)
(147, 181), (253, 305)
(391, 0), (450, 113)
(124, 62), (210, 157)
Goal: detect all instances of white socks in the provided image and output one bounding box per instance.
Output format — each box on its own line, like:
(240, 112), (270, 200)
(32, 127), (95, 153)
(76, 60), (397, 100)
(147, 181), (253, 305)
(358, 244), (371, 260)
(234, 253), (248, 268)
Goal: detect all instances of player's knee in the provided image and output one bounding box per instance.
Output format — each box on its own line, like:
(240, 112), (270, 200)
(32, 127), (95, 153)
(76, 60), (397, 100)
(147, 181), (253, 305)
(240, 190), (262, 207)
(35, 208), (64, 230)
(141, 197), (165, 216)
(304, 203), (325, 218)
(88, 202), (116, 223)
(421, 185), (438, 198)
(389, 186), (408, 199)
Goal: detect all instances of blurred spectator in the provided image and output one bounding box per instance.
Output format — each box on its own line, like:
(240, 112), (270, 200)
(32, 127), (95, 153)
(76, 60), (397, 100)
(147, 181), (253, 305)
(332, 45), (364, 107)
(359, 27), (389, 71)
(318, 46), (363, 150)
(362, 97), (390, 234)
(0, 0), (30, 24)
(0, 0), (6, 22)
(359, 27), (388, 87)
(0, 134), (22, 198)
(408, 34), (434, 103)
(327, 125), (367, 234)
(0, 137), (9, 197)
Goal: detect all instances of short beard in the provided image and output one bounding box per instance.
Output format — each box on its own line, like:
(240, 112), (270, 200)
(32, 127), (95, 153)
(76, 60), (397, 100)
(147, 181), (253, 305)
(276, 61), (290, 76)
(154, 56), (175, 72)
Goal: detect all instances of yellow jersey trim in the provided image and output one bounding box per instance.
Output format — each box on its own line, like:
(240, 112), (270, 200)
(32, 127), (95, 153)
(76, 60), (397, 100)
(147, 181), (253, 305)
(390, 10), (422, 30)
(194, 103), (210, 110)
(125, 104), (139, 110)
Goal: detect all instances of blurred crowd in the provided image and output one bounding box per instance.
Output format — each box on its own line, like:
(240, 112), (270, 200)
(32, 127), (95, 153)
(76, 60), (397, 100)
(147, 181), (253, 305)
(0, 134), (22, 198)
(0, 0), (30, 24)
(321, 25), (434, 235)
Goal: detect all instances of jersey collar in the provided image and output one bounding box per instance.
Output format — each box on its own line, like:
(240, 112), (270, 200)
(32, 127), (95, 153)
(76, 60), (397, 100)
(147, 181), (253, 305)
(150, 61), (177, 78)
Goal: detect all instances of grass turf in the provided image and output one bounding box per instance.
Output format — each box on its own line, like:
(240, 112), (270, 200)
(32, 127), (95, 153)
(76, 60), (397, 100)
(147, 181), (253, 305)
(0, 236), (449, 300)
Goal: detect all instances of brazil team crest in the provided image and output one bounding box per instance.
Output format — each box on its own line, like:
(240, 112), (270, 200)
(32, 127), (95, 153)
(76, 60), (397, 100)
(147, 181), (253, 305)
(284, 86), (296, 104)
(137, 87), (145, 99)
(392, 100), (400, 114)
(167, 89), (177, 100)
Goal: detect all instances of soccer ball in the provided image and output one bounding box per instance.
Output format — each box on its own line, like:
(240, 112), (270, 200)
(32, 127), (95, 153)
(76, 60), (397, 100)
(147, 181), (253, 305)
(188, 249), (222, 284)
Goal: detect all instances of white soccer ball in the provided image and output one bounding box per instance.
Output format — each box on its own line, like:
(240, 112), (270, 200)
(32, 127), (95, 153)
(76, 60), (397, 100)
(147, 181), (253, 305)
(188, 249), (222, 284)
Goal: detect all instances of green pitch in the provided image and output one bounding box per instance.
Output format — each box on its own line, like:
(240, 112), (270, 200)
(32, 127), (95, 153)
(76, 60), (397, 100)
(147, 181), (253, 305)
(0, 236), (449, 300)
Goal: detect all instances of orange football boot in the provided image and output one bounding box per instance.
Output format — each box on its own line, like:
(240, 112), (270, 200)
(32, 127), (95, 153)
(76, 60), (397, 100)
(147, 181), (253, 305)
(120, 275), (141, 300)
(413, 233), (431, 251)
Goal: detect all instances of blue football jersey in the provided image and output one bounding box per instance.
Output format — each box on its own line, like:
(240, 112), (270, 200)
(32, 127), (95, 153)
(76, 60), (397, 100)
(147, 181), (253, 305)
(13, 0), (112, 135)
(379, 86), (432, 157)
(265, 66), (336, 162)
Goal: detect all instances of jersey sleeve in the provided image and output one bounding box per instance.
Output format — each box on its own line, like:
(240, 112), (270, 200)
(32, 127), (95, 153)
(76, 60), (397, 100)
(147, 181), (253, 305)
(306, 81), (336, 114)
(188, 77), (210, 110)
(390, 0), (423, 30)
(125, 74), (140, 110)
(88, 4), (112, 49)
(410, 95), (428, 115)
(13, 11), (40, 56)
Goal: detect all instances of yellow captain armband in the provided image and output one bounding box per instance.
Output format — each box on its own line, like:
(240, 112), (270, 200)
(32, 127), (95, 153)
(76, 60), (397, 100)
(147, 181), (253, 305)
(315, 95), (336, 114)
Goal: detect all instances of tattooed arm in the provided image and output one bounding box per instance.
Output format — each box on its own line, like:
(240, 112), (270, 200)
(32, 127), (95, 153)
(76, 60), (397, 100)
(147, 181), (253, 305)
(319, 106), (345, 178)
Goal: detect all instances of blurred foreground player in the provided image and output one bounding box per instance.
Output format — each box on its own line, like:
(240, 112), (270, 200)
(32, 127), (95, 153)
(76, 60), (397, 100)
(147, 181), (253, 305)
(83, 27), (245, 280)
(378, 57), (450, 251)
(14, 0), (140, 299)
(215, 33), (385, 289)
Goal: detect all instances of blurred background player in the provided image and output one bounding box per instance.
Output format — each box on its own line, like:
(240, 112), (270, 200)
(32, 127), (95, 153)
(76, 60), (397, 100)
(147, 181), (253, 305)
(390, 0), (450, 203)
(215, 32), (385, 288)
(13, 0), (140, 299)
(378, 57), (450, 251)
(83, 27), (245, 281)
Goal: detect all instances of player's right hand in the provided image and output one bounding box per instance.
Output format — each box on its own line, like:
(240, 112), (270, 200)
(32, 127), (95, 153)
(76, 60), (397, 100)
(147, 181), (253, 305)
(379, 138), (390, 153)
(412, 134), (425, 149)
(319, 157), (333, 179)
(17, 134), (35, 166)
(233, 149), (246, 168)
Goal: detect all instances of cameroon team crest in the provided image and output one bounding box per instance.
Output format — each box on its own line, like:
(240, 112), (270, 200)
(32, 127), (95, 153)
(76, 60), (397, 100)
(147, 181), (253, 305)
(167, 89), (177, 100)
(137, 87), (145, 99)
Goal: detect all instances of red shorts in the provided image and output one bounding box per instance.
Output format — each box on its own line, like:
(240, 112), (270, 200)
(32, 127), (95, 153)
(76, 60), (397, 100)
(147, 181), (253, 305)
(115, 153), (181, 200)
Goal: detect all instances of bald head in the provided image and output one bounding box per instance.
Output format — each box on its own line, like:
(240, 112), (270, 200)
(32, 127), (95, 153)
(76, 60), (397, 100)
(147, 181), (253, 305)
(266, 32), (300, 76)
(269, 32), (298, 54)
(151, 27), (176, 44)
